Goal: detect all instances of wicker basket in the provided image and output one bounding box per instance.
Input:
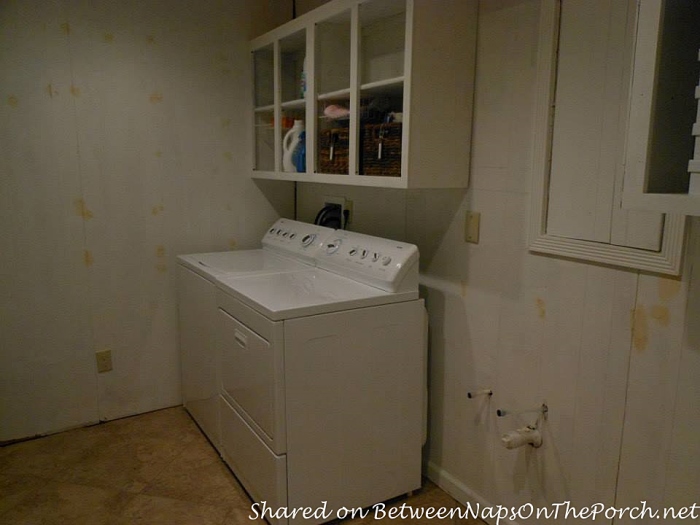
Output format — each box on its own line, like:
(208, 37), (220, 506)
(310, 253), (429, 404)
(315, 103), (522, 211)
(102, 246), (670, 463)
(318, 128), (349, 174)
(360, 122), (402, 177)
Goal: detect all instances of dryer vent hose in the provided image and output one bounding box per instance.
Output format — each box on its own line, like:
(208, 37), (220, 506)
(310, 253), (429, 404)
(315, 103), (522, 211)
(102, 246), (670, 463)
(314, 204), (348, 229)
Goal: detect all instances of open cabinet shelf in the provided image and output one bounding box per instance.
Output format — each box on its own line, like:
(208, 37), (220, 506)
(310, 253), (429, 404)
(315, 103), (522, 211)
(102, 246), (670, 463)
(250, 0), (477, 189)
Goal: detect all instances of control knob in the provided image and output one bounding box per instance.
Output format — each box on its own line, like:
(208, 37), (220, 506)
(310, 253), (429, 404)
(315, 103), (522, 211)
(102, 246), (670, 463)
(326, 239), (342, 254)
(301, 234), (316, 247)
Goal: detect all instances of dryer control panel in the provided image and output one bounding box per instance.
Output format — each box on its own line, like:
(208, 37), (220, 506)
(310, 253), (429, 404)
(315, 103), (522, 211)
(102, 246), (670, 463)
(317, 231), (419, 293)
(262, 219), (335, 264)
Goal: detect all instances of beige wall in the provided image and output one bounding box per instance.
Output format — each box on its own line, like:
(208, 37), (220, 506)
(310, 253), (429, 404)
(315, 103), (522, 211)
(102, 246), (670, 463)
(3, 0), (699, 520)
(0, 0), (293, 441)
(297, 0), (700, 520)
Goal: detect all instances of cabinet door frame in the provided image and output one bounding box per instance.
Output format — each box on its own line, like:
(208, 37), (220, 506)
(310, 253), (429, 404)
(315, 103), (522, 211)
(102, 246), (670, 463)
(528, 0), (686, 276)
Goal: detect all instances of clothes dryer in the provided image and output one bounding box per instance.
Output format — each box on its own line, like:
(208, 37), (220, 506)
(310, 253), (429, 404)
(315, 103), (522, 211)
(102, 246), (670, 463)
(215, 229), (426, 524)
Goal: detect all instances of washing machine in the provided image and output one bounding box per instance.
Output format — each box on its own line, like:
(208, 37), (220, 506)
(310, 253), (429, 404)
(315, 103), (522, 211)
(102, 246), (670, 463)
(215, 229), (426, 525)
(176, 219), (334, 448)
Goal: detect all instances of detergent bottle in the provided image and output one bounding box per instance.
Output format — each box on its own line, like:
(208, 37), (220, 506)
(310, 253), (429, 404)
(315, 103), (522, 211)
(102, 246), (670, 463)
(282, 120), (304, 172)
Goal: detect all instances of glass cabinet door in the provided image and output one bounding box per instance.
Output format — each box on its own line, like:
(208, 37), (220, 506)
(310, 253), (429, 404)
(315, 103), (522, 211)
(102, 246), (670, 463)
(253, 45), (275, 172)
(315, 10), (352, 175)
(358, 0), (405, 177)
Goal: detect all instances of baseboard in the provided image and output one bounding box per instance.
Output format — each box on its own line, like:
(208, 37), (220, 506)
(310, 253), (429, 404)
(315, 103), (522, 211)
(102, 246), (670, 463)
(424, 461), (521, 525)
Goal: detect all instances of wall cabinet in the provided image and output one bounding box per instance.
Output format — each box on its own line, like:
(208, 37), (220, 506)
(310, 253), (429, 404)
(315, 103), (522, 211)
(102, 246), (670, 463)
(622, 0), (700, 216)
(250, 0), (477, 189)
(529, 0), (686, 275)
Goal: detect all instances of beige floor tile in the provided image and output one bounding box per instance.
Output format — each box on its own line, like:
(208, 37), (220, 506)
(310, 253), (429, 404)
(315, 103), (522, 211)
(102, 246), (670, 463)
(142, 453), (251, 511)
(0, 407), (480, 525)
(0, 480), (134, 525)
(120, 493), (230, 525)
(0, 472), (51, 516)
(0, 428), (97, 481)
(55, 435), (183, 492)
(223, 506), (268, 525)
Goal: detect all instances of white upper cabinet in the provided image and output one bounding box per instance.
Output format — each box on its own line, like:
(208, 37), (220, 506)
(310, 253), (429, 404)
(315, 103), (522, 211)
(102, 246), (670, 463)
(530, 0), (686, 275)
(622, 0), (700, 216)
(250, 0), (477, 189)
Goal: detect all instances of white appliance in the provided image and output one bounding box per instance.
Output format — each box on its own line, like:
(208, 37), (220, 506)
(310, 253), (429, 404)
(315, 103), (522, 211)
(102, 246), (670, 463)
(215, 228), (426, 525)
(177, 219), (335, 448)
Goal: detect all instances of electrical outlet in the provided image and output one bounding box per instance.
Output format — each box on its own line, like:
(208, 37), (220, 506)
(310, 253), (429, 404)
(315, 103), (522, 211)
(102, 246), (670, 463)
(95, 349), (113, 373)
(465, 211), (481, 243)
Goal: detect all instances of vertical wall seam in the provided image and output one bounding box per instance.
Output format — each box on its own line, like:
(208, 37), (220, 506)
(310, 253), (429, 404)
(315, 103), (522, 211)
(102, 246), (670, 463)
(610, 268), (640, 519)
(60, 0), (101, 419)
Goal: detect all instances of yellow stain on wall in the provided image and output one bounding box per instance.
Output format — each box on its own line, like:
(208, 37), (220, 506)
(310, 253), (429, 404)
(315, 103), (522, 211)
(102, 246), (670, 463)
(146, 35), (155, 44)
(7, 95), (18, 107)
(155, 245), (167, 273)
(70, 84), (81, 97)
(658, 277), (681, 303)
(84, 250), (94, 267)
(650, 305), (670, 327)
(222, 118), (231, 128)
(631, 304), (649, 352)
(223, 151), (232, 161)
(103, 33), (114, 43)
(149, 92), (163, 103)
(536, 297), (546, 320)
(155, 150), (162, 158)
(46, 84), (58, 98)
(151, 204), (165, 216)
(460, 280), (468, 298)
(60, 22), (71, 35)
(229, 239), (237, 250)
(74, 198), (94, 220)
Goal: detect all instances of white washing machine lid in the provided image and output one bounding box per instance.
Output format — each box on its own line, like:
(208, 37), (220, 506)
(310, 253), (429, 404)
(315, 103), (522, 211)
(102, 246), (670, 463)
(177, 250), (309, 282)
(177, 218), (336, 282)
(216, 268), (418, 321)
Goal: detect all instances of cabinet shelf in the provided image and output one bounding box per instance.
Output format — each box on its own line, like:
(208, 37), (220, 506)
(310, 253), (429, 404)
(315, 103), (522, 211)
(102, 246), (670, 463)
(360, 76), (404, 95)
(252, 169), (409, 189)
(254, 105), (274, 113)
(318, 88), (351, 101)
(281, 98), (305, 109)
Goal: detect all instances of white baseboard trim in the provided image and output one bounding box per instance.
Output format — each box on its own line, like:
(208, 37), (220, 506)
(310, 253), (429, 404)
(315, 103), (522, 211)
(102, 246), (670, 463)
(425, 461), (521, 525)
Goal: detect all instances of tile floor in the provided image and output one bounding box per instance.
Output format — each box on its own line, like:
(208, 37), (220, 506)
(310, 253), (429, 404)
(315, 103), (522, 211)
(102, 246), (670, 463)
(0, 407), (483, 525)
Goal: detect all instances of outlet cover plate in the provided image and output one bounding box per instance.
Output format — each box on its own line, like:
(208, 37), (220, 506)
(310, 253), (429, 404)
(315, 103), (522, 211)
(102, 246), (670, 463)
(465, 211), (481, 243)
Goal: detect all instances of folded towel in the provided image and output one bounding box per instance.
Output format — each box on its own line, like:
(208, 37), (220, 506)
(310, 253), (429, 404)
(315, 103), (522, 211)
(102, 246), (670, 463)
(323, 104), (350, 119)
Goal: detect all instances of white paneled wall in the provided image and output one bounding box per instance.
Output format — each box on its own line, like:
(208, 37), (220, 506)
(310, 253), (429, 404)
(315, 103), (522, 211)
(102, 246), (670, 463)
(0, 0), (97, 440)
(0, 0), (293, 441)
(297, 1), (700, 523)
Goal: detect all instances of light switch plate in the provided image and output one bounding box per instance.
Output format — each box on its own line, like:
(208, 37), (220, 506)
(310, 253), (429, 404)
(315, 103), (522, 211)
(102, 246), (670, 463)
(465, 211), (480, 243)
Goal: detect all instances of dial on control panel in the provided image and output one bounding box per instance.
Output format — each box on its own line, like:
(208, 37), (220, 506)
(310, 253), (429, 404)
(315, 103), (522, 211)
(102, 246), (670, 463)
(326, 239), (342, 254)
(301, 234), (316, 247)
